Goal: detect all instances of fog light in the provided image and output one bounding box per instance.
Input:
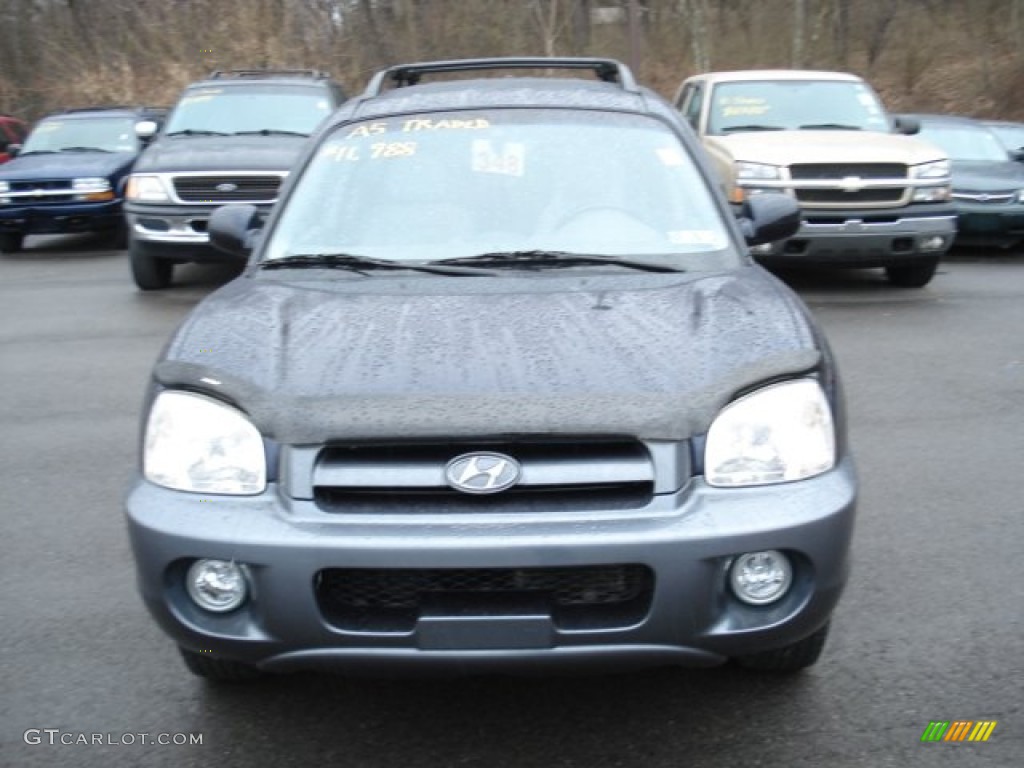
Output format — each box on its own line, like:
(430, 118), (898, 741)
(749, 243), (774, 255)
(729, 550), (792, 605)
(919, 235), (947, 252)
(186, 559), (247, 613)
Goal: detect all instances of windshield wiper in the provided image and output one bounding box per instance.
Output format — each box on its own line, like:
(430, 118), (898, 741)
(799, 123), (862, 130)
(164, 129), (230, 137)
(233, 129), (309, 137)
(59, 146), (113, 153)
(434, 250), (684, 273)
(720, 125), (784, 133)
(17, 150), (57, 156)
(258, 253), (494, 276)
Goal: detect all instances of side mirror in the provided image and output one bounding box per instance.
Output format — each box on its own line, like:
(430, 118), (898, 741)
(208, 204), (263, 258)
(1010, 148), (1024, 163)
(6, 143), (21, 157)
(135, 120), (159, 142)
(738, 193), (801, 246)
(893, 116), (920, 136)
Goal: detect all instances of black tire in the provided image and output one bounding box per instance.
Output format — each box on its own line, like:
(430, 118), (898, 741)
(0, 233), (24, 253)
(130, 241), (174, 290)
(734, 621), (830, 673)
(180, 648), (263, 683)
(885, 258), (939, 288)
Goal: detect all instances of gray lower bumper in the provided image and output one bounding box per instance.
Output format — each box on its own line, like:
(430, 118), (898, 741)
(755, 214), (957, 267)
(125, 457), (857, 673)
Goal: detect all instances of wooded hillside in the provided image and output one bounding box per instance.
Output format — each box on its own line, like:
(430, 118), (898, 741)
(2, 0), (1022, 121)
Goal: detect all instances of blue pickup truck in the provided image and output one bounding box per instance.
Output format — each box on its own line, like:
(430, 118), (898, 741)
(0, 106), (164, 253)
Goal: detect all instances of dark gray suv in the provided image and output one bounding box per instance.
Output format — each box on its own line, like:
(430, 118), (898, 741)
(125, 58), (857, 682)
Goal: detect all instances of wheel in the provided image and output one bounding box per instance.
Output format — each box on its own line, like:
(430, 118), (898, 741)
(180, 648), (263, 683)
(885, 258), (939, 288)
(130, 241), (174, 290)
(108, 220), (128, 249)
(733, 621), (830, 673)
(0, 233), (24, 253)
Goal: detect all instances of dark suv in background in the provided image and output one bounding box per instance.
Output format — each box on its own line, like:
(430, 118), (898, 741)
(124, 69), (346, 289)
(0, 106), (163, 253)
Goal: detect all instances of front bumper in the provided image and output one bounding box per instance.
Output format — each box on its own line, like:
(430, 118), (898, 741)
(125, 202), (272, 255)
(125, 457), (857, 674)
(952, 201), (1024, 247)
(752, 205), (957, 268)
(0, 200), (122, 235)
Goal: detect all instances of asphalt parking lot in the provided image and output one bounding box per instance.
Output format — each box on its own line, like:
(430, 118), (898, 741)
(1, 234), (1022, 768)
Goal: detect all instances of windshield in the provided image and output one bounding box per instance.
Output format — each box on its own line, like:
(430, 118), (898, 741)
(986, 123), (1024, 152)
(917, 123), (1009, 162)
(707, 80), (891, 135)
(165, 84), (331, 136)
(263, 109), (734, 269)
(21, 117), (138, 153)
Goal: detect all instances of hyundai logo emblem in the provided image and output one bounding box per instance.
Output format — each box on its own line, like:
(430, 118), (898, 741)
(445, 452), (522, 495)
(215, 182), (239, 193)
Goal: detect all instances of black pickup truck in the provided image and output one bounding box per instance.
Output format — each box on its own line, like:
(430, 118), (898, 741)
(124, 69), (346, 289)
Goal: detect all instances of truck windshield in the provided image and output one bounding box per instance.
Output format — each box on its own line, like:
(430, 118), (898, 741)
(263, 109), (735, 269)
(708, 80), (891, 135)
(916, 124), (1010, 163)
(21, 117), (139, 153)
(165, 85), (331, 137)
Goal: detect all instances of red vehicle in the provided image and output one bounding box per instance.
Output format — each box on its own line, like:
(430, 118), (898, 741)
(0, 115), (28, 163)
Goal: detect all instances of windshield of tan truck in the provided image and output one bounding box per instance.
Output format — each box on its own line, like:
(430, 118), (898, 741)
(708, 80), (891, 135)
(263, 109), (737, 268)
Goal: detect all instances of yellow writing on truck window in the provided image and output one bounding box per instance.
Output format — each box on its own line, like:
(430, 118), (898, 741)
(403, 118), (490, 132)
(347, 122), (388, 139)
(321, 144), (360, 162)
(370, 142), (417, 159)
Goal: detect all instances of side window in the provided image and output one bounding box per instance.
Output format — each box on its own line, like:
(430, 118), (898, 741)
(683, 85), (704, 131)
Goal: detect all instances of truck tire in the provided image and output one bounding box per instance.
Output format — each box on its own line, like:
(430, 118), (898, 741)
(131, 241), (174, 290)
(885, 258), (939, 288)
(0, 233), (24, 253)
(734, 621), (830, 673)
(180, 648), (263, 683)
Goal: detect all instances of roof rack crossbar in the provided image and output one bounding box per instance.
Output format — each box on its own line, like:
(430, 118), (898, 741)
(209, 68), (330, 80)
(364, 57), (637, 96)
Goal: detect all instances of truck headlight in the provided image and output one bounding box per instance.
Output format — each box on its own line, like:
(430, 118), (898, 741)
(911, 160), (950, 180)
(0, 180), (8, 204)
(736, 162), (782, 181)
(144, 391), (266, 495)
(705, 379), (836, 487)
(126, 174), (171, 203)
(72, 177), (115, 201)
(912, 185), (951, 203)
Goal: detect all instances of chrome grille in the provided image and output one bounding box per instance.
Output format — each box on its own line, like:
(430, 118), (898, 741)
(790, 163), (907, 180)
(172, 174), (283, 203)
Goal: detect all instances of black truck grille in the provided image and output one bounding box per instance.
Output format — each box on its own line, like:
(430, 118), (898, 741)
(796, 188), (906, 205)
(315, 565), (654, 632)
(790, 163), (907, 180)
(173, 175), (282, 203)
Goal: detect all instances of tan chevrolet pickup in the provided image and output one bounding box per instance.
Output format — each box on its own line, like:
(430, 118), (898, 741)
(674, 70), (956, 287)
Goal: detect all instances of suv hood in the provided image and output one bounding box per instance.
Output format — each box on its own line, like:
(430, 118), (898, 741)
(154, 270), (821, 443)
(707, 130), (946, 167)
(134, 134), (308, 173)
(951, 160), (1024, 191)
(0, 151), (135, 181)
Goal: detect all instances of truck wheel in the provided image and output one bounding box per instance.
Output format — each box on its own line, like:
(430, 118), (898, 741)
(885, 258), (939, 288)
(131, 242), (174, 290)
(0, 233), (24, 253)
(733, 621), (830, 673)
(180, 648), (263, 683)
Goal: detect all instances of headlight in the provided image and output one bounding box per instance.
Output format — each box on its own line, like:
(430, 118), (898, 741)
(72, 177), (111, 192)
(736, 161), (782, 181)
(126, 174), (170, 203)
(705, 379), (836, 487)
(144, 391), (266, 495)
(911, 160), (950, 180)
(1018, 189), (1024, 203)
(913, 185), (951, 203)
(0, 180), (8, 204)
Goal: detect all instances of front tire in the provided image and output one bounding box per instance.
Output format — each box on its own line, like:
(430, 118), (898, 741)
(0, 233), (24, 253)
(130, 241), (174, 290)
(180, 648), (263, 683)
(885, 258), (939, 288)
(734, 621), (830, 673)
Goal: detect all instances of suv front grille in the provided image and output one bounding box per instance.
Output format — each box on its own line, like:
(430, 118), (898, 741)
(172, 175), (283, 203)
(311, 439), (655, 514)
(796, 188), (906, 204)
(790, 163), (907, 180)
(315, 565), (654, 632)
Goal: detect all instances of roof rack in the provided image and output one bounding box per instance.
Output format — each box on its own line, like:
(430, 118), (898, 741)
(364, 57), (638, 96)
(208, 69), (330, 80)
